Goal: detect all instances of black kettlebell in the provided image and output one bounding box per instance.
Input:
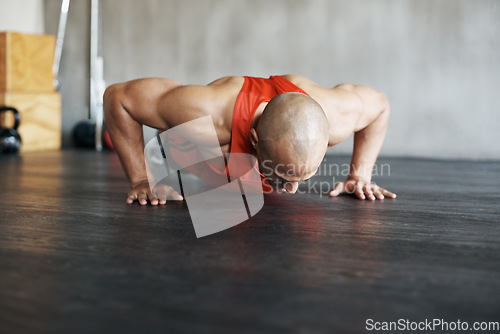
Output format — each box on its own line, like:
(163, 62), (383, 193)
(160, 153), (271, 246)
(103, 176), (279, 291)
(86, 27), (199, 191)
(0, 106), (22, 153)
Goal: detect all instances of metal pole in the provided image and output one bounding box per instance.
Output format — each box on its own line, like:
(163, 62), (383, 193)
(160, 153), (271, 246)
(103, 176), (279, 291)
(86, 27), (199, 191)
(90, 0), (105, 151)
(53, 0), (70, 89)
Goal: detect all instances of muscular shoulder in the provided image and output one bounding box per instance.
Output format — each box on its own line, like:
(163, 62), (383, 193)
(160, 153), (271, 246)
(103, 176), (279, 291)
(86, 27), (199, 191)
(334, 84), (389, 131)
(158, 77), (244, 125)
(279, 76), (389, 145)
(335, 84), (387, 106)
(154, 76), (245, 148)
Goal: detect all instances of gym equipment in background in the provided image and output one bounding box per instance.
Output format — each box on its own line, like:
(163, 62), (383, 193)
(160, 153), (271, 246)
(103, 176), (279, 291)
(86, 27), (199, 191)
(54, 0), (106, 151)
(53, 0), (70, 90)
(0, 106), (22, 153)
(90, 0), (106, 151)
(73, 121), (113, 149)
(73, 120), (95, 148)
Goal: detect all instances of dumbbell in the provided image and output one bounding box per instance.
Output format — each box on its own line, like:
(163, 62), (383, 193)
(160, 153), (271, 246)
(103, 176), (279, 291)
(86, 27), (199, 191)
(0, 106), (22, 153)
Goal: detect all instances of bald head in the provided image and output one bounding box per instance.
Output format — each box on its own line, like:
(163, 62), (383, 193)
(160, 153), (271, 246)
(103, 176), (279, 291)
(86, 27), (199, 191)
(258, 92), (329, 161)
(253, 93), (329, 188)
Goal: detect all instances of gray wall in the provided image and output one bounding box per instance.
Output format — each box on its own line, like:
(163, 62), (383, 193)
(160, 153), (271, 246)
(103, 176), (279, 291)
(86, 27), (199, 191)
(44, 0), (500, 159)
(0, 0), (44, 33)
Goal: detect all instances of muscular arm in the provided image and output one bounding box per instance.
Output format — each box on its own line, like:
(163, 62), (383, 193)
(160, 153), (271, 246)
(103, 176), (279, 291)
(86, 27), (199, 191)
(103, 78), (184, 205)
(103, 85), (148, 188)
(329, 85), (396, 200)
(350, 86), (390, 184)
(103, 77), (237, 205)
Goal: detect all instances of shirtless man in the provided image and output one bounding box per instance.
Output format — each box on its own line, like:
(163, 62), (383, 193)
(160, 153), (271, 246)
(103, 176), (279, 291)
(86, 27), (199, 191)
(103, 74), (396, 205)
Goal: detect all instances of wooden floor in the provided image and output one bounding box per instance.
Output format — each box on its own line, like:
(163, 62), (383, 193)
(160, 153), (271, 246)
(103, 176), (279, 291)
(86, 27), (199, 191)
(0, 150), (499, 334)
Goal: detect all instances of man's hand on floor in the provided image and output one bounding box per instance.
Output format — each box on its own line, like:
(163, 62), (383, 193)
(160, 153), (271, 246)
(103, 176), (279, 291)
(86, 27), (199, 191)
(329, 178), (396, 200)
(127, 181), (183, 205)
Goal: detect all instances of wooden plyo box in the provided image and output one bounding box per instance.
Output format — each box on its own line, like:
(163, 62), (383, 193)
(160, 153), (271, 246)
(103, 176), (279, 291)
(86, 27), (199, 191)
(0, 31), (56, 93)
(0, 92), (61, 152)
